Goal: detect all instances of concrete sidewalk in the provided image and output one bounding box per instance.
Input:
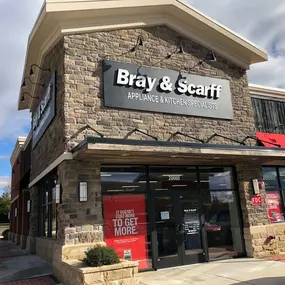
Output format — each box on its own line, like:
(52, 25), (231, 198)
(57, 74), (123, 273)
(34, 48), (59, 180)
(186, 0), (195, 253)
(0, 241), (56, 285)
(139, 258), (285, 285)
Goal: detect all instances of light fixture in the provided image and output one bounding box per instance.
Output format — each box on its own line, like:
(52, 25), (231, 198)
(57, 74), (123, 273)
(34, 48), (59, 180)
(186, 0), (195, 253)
(21, 92), (39, 102)
(55, 184), (61, 204)
(27, 200), (31, 213)
(101, 173), (112, 177)
(29, 64), (51, 78)
(79, 182), (88, 202)
(121, 185), (139, 188)
(205, 51), (217, 62)
(130, 35), (144, 52)
(162, 174), (183, 177)
(138, 181), (158, 183)
(153, 43), (184, 66)
(172, 185), (187, 187)
(21, 77), (45, 89)
(179, 50), (217, 74)
(15, 208), (18, 217)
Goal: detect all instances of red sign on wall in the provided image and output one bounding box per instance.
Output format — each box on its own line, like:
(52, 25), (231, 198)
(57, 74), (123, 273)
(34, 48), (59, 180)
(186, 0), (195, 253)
(103, 195), (149, 269)
(266, 192), (284, 223)
(251, 195), (262, 205)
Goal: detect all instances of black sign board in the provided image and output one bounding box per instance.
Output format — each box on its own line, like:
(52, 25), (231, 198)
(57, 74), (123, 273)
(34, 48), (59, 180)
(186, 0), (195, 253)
(32, 73), (56, 148)
(103, 60), (233, 119)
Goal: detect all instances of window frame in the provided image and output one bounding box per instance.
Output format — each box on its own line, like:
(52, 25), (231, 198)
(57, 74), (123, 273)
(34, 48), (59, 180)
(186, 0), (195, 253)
(263, 166), (285, 224)
(38, 174), (58, 239)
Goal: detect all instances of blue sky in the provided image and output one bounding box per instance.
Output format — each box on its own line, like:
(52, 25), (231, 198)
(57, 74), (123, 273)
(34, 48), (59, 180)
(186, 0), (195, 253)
(1, 0), (285, 194)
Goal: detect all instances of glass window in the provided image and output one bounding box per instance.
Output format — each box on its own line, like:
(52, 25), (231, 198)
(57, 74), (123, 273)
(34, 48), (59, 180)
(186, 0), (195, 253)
(199, 167), (234, 190)
(202, 190), (244, 260)
(102, 194), (152, 270)
(149, 167), (198, 191)
(101, 166), (147, 193)
(262, 167), (285, 224)
(263, 167), (279, 190)
(279, 168), (285, 189)
(39, 176), (58, 239)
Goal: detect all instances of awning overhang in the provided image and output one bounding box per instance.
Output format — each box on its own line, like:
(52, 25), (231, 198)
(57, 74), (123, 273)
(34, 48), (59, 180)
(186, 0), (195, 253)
(72, 137), (285, 165)
(256, 132), (285, 148)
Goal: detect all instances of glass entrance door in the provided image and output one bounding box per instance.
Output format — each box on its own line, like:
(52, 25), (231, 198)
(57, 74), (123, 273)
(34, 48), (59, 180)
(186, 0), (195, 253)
(179, 195), (206, 265)
(154, 193), (206, 269)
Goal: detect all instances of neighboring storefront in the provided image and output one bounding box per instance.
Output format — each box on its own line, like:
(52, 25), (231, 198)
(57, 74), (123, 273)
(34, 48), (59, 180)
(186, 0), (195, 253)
(8, 0), (285, 277)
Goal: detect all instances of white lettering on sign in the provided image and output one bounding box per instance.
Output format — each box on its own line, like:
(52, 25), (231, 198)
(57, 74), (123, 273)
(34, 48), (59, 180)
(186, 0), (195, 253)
(32, 83), (52, 131)
(112, 209), (139, 237)
(116, 68), (222, 99)
(117, 69), (156, 92)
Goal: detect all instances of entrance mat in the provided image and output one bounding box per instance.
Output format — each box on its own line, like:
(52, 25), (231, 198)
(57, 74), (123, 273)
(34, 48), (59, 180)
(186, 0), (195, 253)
(0, 276), (60, 285)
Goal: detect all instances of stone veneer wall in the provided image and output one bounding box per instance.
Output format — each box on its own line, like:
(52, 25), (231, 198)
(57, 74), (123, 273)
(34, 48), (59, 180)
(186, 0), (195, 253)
(234, 164), (284, 258)
(63, 26), (256, 149)
(36, 237), (56, 265)
(26, 185), (39, 254)
(57, 160), (103, 245)
(30, 38), (65, 180)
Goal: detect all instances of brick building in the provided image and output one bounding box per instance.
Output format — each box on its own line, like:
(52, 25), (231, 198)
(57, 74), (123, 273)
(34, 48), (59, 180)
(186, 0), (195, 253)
(8, 0), (285, 279)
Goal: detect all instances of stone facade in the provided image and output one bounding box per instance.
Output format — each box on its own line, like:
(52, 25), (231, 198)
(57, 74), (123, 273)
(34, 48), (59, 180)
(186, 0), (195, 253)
(64, 26), (255, 150)
(31, 38), (65, 180)
(25, 24), (283, 276)
(59, 260), (139, 285)
(36, 237), (56, 265)
(57, 161), (103, 245)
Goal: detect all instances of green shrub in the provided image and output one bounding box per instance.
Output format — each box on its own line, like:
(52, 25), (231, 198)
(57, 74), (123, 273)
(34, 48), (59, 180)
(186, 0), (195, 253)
(83, 245), (120, 267)
(2, 229), (9, 240)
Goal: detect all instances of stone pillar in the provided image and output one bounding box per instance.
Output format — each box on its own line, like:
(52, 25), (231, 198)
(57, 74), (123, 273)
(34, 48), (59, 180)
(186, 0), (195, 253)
(57, 160), (103, 246)
(26, 185), (39, 254)
(236, 164), (269, 258)
(53, 160), (104, 280)
(20, 190), (30, 249)
(16, 195), (22, 245)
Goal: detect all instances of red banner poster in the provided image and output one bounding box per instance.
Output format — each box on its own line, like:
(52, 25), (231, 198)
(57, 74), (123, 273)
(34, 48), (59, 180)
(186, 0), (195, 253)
(266, 192), (284, 223)
(103, 195), (149, 269)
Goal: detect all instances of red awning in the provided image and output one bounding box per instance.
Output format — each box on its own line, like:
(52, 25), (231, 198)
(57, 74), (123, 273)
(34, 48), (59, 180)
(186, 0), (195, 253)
(256, 132), (285, 148)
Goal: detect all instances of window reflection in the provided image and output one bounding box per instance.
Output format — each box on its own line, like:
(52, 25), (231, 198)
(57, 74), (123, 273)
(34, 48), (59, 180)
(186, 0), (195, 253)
(101, 168), (147, 193)
(199, 167), (234, 190)
(202, 191), (243, 260)
(149, 167), (197, 191)
(263, 167), (279, 190)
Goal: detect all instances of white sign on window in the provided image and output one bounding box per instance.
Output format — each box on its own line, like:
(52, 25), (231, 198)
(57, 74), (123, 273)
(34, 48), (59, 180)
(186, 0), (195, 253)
(160, 211), (170, 220)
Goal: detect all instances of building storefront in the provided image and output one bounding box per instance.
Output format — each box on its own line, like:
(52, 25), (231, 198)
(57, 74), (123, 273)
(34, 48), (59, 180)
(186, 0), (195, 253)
(9, 0), (285, 281)
(101, 165), (244, 270)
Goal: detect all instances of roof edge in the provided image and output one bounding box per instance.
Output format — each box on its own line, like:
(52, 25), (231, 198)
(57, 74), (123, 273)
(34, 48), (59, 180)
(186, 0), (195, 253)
(10, 137), (27, 166)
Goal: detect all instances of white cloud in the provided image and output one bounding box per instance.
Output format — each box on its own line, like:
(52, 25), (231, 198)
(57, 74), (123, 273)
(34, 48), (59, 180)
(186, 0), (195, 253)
(0, 0), (43, 141)
(0, 156), (9, 160)
(0, 176), (10, 188)
(187, 0), (285, 87)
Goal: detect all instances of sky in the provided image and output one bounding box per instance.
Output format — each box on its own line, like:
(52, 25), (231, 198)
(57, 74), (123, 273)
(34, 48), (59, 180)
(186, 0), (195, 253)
(0, 0), (285, 193)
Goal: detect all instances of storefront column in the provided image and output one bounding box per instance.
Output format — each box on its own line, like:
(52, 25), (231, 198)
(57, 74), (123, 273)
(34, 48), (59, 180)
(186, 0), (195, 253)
(20, 190), (30, 249)
(16, 195), (23, 245)
(26, 185), (39, 254)
(53, 160), (104, 278)
(236, 164), (270, 258)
